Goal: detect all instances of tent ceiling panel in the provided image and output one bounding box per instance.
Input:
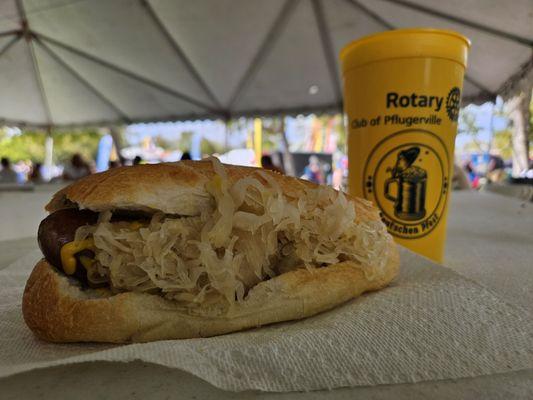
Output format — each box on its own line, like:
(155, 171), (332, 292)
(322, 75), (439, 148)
(233, 0), (338, 113)
(324, 0), (389, 70)
(389, 0), (533, 43)
(45, 41), (207, 123)
(0, 0), (19, 34)
(0, 39), (48, 125)
(151, 0), (287, 107)
(462, 79), (487, 102)
(0, 0), (530, 127)
(0, 35), (16, 51)
(24, 0), (214, 107)
(33, 42), (121, 125)
(360, 0), (533, 94)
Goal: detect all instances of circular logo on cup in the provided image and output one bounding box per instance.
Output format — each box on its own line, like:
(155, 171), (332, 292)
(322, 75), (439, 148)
(363, 129), (450, 239)
(446, 87), (461, 122)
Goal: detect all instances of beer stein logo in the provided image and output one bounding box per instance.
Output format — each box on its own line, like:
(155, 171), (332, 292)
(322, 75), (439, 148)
(363, 129), (449, 239)
(384, 147), (427, 221)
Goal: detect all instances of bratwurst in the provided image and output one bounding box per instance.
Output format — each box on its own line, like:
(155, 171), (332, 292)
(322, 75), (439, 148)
(38, 208), (98, 284)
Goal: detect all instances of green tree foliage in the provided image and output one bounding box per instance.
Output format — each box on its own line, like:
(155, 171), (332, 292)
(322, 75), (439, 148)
(334, 117), (347, 153)
(318, 114), (345, 153)
(0, 130), (45, 162)
(52, 130), (102, 163)
(0, 129), (102, 164)
(178, 131), (193, 151)
(200, 138), (225, 156)
(491, 129), (513, 160)
(154, 131), (194, 151)
(458, 109), (487, 152)
(261, 117), (283, 152)
(153, 136), (173, 150)
(226, 118), (247, 149)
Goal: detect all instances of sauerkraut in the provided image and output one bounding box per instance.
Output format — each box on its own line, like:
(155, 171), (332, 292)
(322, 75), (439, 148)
(78, 158), (391, 312)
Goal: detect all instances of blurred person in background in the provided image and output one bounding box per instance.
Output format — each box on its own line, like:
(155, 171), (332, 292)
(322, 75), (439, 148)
(29, 162), (45, 184)
(464, 160), (479, 189)
(14, 160), (32, 182)
(133, 155), (143, 165)
(301, 155), (324, 184)
(0, 157), (18, 183)
(63, 153), (92, 181)
(180, 151), (192, 161)
(323, 162), (332, 185)
(486, 152), (506, 183)
(261, 154), (283, 174)
(332, 155), (348, 191)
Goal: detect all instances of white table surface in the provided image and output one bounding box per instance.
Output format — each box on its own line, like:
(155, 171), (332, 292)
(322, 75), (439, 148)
(0, 190), (532, 399)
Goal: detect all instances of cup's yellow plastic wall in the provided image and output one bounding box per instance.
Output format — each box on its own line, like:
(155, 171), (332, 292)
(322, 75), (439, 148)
(341, 29), (470, 263)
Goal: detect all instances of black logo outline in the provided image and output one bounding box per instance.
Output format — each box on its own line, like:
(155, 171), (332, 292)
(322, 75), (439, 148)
(362, 129), (450, 239)
(446, 87), (461, 122)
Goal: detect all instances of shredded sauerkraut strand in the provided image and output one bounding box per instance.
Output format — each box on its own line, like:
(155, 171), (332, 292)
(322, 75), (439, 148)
(84, 157), (391, 313)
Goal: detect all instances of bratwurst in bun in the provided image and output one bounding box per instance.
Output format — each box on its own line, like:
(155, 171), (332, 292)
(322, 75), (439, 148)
(23, 158), (399, 343)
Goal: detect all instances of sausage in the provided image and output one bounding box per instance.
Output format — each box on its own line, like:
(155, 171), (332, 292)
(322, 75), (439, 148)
(38, 208), (98, 282)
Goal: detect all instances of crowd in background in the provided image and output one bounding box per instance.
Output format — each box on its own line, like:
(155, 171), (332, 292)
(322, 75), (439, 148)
(0, 157), (45, 184)
(454, 153), (516, 190)
(1, 148), (528, 193)
(0, 150), (252, 184)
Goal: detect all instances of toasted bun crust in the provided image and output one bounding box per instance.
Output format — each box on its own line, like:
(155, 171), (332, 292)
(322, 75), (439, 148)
(45, 160), (379, 223)
(24, 160), (399, 342)
(23, 249), (398, 343)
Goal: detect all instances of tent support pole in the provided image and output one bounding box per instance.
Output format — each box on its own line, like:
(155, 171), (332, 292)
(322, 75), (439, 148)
(141, 0), (222, 109)
(0, 29), (21, 38)
(311, 0), (342, 102)
(0, 35), (20, 59)
(280, 117), (296, 177)
(254, 118), (262, 167)
(36, 39), (132, 124)
(16, 0), (53, 126)
(224, 120), (230, 152)
(35, 33), (220, 115)
(227, 0), (298, 109)
(344, 0), (394, 29)
(109, 126), (126, 165)
(347, 0), (498, 101)
(44, 127), (54, 181)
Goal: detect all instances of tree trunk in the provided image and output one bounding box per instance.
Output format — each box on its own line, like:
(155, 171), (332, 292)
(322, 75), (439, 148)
(505, 92), (531, 177)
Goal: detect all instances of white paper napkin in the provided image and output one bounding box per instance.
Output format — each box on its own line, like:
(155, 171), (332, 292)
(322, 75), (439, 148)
(0, 248), (531, 392)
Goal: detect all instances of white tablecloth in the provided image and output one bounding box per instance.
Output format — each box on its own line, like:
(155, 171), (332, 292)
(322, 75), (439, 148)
(0, 190), (531, 399)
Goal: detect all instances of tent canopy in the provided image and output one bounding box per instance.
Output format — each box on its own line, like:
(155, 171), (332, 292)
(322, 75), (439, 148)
(0, 0), (531, 128)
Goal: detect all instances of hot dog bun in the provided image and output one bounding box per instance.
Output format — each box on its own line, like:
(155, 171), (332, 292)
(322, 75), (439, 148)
(23, 253), (398, 343)
(23, 160), (399, 343)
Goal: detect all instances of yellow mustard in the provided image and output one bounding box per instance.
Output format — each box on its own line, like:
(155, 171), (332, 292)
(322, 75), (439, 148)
(60, 239), (95, 275)
(128, 221), (145, 230)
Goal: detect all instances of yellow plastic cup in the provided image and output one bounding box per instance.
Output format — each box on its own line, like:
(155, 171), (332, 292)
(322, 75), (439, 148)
(340, 28), (470, 263)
